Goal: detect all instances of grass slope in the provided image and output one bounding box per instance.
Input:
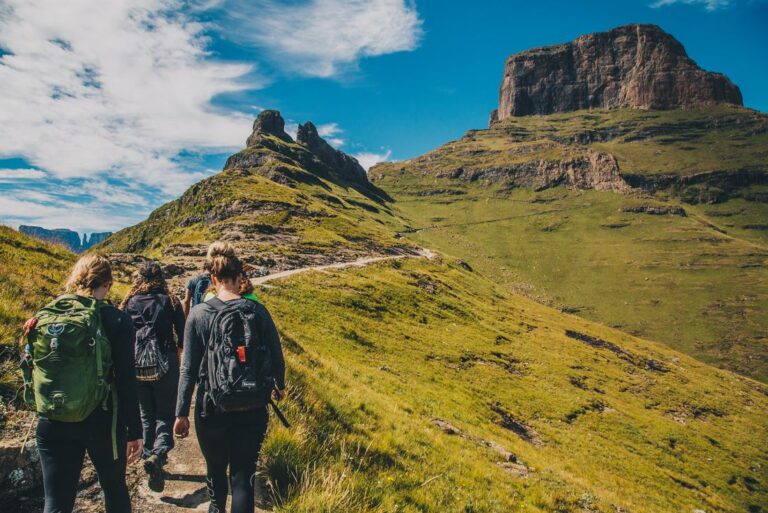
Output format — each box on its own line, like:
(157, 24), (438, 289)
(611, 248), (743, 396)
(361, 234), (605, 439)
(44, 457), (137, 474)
(372, 107), (768, 382)
(0, 226), (73, 390)
(258, 257), (767, 513)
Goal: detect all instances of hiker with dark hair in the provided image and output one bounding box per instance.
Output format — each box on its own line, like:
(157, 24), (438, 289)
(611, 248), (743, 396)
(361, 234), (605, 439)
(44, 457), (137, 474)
(183, 261), (211, 317)
(21, 254), (142, 513)
(121, 262), (185, 492)
(174, 241), (286, 513)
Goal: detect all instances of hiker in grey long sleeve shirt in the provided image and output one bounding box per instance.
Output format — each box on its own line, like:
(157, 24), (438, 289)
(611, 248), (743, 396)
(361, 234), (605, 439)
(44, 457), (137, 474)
(175, 298), (286, 417)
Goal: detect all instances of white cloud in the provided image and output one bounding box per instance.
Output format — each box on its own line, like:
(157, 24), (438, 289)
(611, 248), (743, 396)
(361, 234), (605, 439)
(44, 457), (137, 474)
(0, 0), (255, 198)
(651, 0), (732, 10)
(353, 150), (392, 171)
(0, 168), (47, 182)
(218, 0), (423, 77)
(0, 195), (122, 233)
(316, 123), (345, 147)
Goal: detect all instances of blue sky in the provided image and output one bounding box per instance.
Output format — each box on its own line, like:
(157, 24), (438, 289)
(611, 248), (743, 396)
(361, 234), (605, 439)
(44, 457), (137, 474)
(0, 0), (765, 233)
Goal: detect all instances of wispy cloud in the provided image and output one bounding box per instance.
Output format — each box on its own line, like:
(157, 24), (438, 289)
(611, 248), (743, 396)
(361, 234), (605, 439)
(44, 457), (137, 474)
(216, 0), (424, 77)
(651, 0), (733, 10)
(0, 168), (47, 182)
(0, 0), (258, 230)
(316, 123), (345, 148)
(353, 150), (392, 171)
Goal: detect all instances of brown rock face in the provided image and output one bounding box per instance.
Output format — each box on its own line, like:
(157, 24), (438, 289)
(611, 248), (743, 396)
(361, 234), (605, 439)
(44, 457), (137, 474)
(495, 24), (743, 120)
(297, 121), (368, 185)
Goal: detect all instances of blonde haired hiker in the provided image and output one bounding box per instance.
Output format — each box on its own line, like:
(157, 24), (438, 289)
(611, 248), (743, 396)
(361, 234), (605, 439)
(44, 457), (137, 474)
(21, 254), (142, 513)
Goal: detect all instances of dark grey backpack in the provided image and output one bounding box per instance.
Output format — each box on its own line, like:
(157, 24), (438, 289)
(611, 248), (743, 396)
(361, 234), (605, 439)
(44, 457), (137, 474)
(202, 298), (273, 413)
(130, 295), (169, 382)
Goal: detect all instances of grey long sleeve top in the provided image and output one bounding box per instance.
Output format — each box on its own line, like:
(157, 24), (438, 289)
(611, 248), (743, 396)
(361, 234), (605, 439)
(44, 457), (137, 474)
(175, 298), (286, 417)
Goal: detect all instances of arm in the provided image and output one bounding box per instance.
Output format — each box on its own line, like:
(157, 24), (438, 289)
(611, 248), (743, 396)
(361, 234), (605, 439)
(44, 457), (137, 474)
(104, 308), (142, 441)
(175, 309), (204, 418)
(182, 288), (192, 317)
(172, 299), (186, 349)
(260, 306), (286, 391)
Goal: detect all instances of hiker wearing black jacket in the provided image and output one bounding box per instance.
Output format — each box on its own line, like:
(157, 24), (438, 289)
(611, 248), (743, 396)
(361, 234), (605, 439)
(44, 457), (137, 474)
(121, 262), (185, 492)
(174, 242), (285, 513)
(24, 254), (142, 513)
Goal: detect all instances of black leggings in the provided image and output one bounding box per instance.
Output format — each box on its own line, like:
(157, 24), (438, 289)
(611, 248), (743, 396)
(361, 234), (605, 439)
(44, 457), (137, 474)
(195, 406), (268, 513)
(36, 413), (129, 513)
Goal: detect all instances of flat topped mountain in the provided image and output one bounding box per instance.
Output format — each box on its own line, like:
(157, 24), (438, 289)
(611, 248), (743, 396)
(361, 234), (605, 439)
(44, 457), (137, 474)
(492, 24), (743, 121)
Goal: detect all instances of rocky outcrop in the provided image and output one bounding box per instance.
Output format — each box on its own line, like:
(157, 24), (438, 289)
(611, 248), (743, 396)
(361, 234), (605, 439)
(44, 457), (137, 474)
(433, 150), (632, 193)
(246, 109), (293, 146)
(296, 122), (368, 185)
(18, 226), (113, 253)
(231, 110), (370, 187)
(495, 24), (743, 120)
(84, 232), (112, 247)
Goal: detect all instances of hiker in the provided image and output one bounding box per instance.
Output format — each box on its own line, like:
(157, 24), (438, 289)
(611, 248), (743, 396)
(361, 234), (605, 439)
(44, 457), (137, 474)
(183, 261), (211, 316)
(121, 262), (185, 492)
(20, 254), (142, 513)
(174, 241), (286, 513)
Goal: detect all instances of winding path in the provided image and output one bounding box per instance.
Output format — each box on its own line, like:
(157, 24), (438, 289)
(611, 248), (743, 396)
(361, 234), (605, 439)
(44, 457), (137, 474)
(251, 249), (436, 286)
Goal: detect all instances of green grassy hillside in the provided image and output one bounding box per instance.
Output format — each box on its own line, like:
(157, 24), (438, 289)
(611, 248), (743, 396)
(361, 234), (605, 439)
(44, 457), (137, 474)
(258, 257), (767, 513)
(372, 107), (768, 382)
(0, 226), (73, 390)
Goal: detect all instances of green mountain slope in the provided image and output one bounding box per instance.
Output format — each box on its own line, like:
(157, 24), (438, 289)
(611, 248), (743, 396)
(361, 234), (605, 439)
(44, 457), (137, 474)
(259, 256), (767, 513)
(0, 226), (73, 390)
(372, 107), (768, 382)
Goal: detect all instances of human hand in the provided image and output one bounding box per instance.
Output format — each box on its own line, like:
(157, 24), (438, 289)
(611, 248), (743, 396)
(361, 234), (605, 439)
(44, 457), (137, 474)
(22, 317), (37, 337)
(174, 416), (190, 438)
(126, 439), (143, 465)
(272, 388), (285, 402)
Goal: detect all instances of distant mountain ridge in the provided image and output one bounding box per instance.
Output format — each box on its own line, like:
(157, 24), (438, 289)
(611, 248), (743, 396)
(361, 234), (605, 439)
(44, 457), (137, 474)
(18, 225), (112, 253)
(491, 24), (743, 121)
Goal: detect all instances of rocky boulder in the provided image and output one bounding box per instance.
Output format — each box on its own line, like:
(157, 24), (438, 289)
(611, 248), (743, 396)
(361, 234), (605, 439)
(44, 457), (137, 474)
(0, 436), (42, 504)
(494, 24), (742, 120)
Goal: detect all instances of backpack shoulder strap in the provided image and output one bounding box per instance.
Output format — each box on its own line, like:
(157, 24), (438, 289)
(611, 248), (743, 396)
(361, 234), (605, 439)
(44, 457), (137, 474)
(147, 295), (163, 326)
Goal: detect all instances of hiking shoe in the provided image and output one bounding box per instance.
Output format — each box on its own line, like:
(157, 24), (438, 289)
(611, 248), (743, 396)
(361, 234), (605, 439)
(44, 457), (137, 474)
(144, 454), (165, 492)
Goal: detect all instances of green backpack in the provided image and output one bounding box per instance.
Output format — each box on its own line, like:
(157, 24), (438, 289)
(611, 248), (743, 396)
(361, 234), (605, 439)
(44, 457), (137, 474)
(21, 294), (118, 457)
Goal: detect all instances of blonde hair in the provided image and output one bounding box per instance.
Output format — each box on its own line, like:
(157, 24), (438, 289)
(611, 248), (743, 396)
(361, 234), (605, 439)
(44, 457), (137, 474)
(206, 241), (243, 282)
(65, 254), (113, 293)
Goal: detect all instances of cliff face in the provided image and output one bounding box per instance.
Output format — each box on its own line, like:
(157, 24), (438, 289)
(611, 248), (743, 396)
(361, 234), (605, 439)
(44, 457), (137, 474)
(296, 121), (368, 185)
(494, 24), (743, 121)
(17, 226), (113, 253)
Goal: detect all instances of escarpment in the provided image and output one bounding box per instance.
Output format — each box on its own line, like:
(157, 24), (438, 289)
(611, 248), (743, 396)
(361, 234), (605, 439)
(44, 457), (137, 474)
(492, 24), (743, 121)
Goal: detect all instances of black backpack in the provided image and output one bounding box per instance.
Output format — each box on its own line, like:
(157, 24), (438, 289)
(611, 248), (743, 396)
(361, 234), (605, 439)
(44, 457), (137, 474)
(130, 295), (169, 382)
(202, 298), (273, 413)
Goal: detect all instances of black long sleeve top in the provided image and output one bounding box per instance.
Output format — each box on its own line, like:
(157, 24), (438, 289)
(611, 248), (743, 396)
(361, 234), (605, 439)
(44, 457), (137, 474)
(175, 298), (285, 417)
(100, 305), (143, 440)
